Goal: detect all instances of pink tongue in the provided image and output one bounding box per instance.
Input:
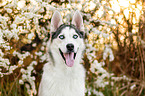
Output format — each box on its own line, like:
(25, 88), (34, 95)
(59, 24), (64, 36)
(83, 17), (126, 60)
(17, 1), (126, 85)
(64, 52), (74, 67)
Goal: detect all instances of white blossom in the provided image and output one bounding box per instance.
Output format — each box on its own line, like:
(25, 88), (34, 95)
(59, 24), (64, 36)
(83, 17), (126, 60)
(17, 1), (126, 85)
(32, 43), (37, 47)
(130, 84), (136, 90)
(103, 45), (114, 61)
(19, 80), (24, 84)
(28, 32), (35, 40)
(6, 8), (12, 13)
(93, 89), (104, 96)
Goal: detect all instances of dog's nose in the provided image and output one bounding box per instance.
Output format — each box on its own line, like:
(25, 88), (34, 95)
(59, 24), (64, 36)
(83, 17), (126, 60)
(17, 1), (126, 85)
(66, 43), (74, 52)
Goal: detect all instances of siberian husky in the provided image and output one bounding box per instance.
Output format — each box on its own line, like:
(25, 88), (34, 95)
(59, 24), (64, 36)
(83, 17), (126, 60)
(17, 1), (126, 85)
(38, 10), (86, 96)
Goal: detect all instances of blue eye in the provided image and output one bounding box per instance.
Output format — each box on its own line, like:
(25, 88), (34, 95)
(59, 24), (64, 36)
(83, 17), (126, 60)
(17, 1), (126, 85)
(73, 35), (78, 39)
(59, 35), (65, 39)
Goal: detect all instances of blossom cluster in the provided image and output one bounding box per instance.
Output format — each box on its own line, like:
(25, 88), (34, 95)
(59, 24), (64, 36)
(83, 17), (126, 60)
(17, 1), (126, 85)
(20, 61), (37, 95)
(0, 0), (131, 96)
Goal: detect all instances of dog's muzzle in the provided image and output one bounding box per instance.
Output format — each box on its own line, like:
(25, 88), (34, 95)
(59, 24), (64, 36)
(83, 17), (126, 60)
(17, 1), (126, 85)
(59, 45), (76, 67)
(66, 43), (74, 52)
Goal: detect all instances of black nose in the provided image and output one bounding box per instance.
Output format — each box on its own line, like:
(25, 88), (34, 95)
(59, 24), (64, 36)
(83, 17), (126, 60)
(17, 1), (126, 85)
(66, 43), (74, 52)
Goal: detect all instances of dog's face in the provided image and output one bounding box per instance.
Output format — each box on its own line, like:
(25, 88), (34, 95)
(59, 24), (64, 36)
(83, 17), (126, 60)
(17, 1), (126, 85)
(48, 10), (85, 67)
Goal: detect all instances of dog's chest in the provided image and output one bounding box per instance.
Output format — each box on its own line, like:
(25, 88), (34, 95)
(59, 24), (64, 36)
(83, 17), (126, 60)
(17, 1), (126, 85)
(39, 64), (85, 96)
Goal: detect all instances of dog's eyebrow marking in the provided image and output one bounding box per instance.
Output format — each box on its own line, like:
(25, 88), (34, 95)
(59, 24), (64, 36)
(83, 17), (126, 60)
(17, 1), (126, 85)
(51, 24), (84, 41)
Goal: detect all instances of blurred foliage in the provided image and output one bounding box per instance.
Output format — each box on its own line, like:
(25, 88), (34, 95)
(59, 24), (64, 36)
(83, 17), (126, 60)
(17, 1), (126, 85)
(0, 0), (145, 96)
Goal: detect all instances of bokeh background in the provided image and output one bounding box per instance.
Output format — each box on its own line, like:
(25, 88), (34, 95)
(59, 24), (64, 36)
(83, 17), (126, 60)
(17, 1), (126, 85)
(0, 0), (145, 96)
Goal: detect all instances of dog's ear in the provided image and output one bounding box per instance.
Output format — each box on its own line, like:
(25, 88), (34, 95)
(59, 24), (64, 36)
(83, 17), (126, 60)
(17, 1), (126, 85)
(72, 10), (84, 31)
(50, 10), (63, 33)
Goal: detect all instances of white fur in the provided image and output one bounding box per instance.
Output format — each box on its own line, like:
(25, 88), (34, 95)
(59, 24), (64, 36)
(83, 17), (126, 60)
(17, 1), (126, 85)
(38, 10), (85, 96)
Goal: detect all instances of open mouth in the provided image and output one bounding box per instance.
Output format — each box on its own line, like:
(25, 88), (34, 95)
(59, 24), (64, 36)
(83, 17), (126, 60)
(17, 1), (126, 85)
(59, 48), (76, 67)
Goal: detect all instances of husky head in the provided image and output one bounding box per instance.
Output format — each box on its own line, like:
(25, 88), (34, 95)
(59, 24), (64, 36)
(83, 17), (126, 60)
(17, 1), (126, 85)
(48, 10), (85, 67)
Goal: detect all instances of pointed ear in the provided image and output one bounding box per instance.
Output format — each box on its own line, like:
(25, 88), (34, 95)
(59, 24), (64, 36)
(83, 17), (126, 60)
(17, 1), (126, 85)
(71, 10), (84, 31)
(50, 10), (63, 33)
